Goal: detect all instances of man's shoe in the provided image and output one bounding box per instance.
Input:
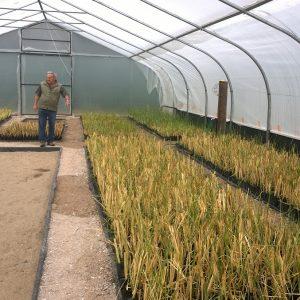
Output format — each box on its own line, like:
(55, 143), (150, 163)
(47, 141), (55, 146)
(40, 142), (46, 147)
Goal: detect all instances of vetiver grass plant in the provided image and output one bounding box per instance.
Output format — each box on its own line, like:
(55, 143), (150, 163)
(129, 108), (300, 209)
(84, 113), (300, 299)
(0, 120), (64, 140)
(82, 112), (137, 137)
(0, 108), (12, 122)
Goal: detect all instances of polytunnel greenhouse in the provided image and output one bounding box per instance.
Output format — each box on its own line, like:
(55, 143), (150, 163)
(0, 0), (299, 299)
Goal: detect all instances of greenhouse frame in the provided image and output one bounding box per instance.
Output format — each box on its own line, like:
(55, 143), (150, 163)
(0, 0), (299, 140)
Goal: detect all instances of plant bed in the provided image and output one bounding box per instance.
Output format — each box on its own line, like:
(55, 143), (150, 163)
(83, 113), (300, 299)
(0, 120), (65, 141)
(84, 146), (133, 300)
(0, 149), (60, 300)
(129, 108), (300, 210)
(129, 114), (300, 221)
(175, 143), (300, 222)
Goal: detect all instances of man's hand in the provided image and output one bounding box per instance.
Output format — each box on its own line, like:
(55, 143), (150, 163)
(33, 103), (38, 112)
(65, 96), (71, 111)
(33, 95), (39, 112)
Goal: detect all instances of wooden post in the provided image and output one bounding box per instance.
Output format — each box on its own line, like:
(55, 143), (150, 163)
(216, 81), (228, 134)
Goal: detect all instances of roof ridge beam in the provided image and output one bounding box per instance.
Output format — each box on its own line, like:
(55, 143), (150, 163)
(37, 0), (47, 21)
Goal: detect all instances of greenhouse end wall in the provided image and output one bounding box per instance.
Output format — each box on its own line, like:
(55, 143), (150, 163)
(0, 27), (159, 114)
(0, 52), (19, 111)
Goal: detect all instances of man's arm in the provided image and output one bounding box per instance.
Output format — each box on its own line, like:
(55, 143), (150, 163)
(33, 85), (42, 112)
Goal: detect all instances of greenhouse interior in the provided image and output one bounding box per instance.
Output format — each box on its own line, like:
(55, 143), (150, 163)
(0, 0), (299, 299)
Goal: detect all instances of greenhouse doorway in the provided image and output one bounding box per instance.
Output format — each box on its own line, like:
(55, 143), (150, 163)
(20, 53), (72, 115)
(19, 22), (72, 115)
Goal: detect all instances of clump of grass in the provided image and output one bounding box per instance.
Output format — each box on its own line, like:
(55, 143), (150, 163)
(85, 113), (300, 299)
(130, 108), (300, 209)
(82, 112), (138, 137)
(0, 108), (12, 122)
(0, 120), (64, 140)
(129, 107), (198, 137)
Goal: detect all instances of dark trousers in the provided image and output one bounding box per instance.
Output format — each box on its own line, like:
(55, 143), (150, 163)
(38, 108), (56, 142)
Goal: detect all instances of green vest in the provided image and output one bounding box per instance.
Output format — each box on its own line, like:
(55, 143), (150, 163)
(39, 81), (63, 112)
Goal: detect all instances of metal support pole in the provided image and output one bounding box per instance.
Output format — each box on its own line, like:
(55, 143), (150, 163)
(0, 1), (37, 17)
(18, 29), (22, 116)
(0, 7), (86, 14)
(0, 24), (82, 31)
(37, 0), (47, 21)
(70, 31), (73, 116)
(216, 81), (228, 134)
(0, 11), (41, 28)
(0, 18), (83, 24)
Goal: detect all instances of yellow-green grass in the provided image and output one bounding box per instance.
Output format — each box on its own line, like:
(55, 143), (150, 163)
(0, 120), (64, 140)
(85, 114), (300, 299)
(0, 108), (12, 122)
(130, 108), (300, 209)
(82, 112), (138, 137)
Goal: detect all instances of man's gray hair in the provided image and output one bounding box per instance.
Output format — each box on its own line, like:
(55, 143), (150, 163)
(46, 71), (57, 78)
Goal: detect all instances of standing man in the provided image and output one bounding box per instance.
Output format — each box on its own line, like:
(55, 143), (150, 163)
(33, 71), (70, 147)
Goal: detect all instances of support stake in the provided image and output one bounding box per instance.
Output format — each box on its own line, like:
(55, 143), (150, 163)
(216, 81), (228, 134)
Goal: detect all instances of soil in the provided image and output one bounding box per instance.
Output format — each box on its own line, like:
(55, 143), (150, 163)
(0, 151), (59, 300)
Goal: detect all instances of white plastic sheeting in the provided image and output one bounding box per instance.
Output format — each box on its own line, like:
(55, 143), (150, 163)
(0, 0), (299, 139)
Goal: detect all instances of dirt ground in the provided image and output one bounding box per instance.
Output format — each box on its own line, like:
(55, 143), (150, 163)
(0, 151), (59, 300)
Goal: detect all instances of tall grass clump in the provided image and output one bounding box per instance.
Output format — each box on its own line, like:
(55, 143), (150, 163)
(85, 113), (300, 299)
(0, 108), (12, 122)
(130, 108), (300, 209)
(0, 120), (64, 140)
(82, 112), (138, 137)
(129, 107), (198, 137)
